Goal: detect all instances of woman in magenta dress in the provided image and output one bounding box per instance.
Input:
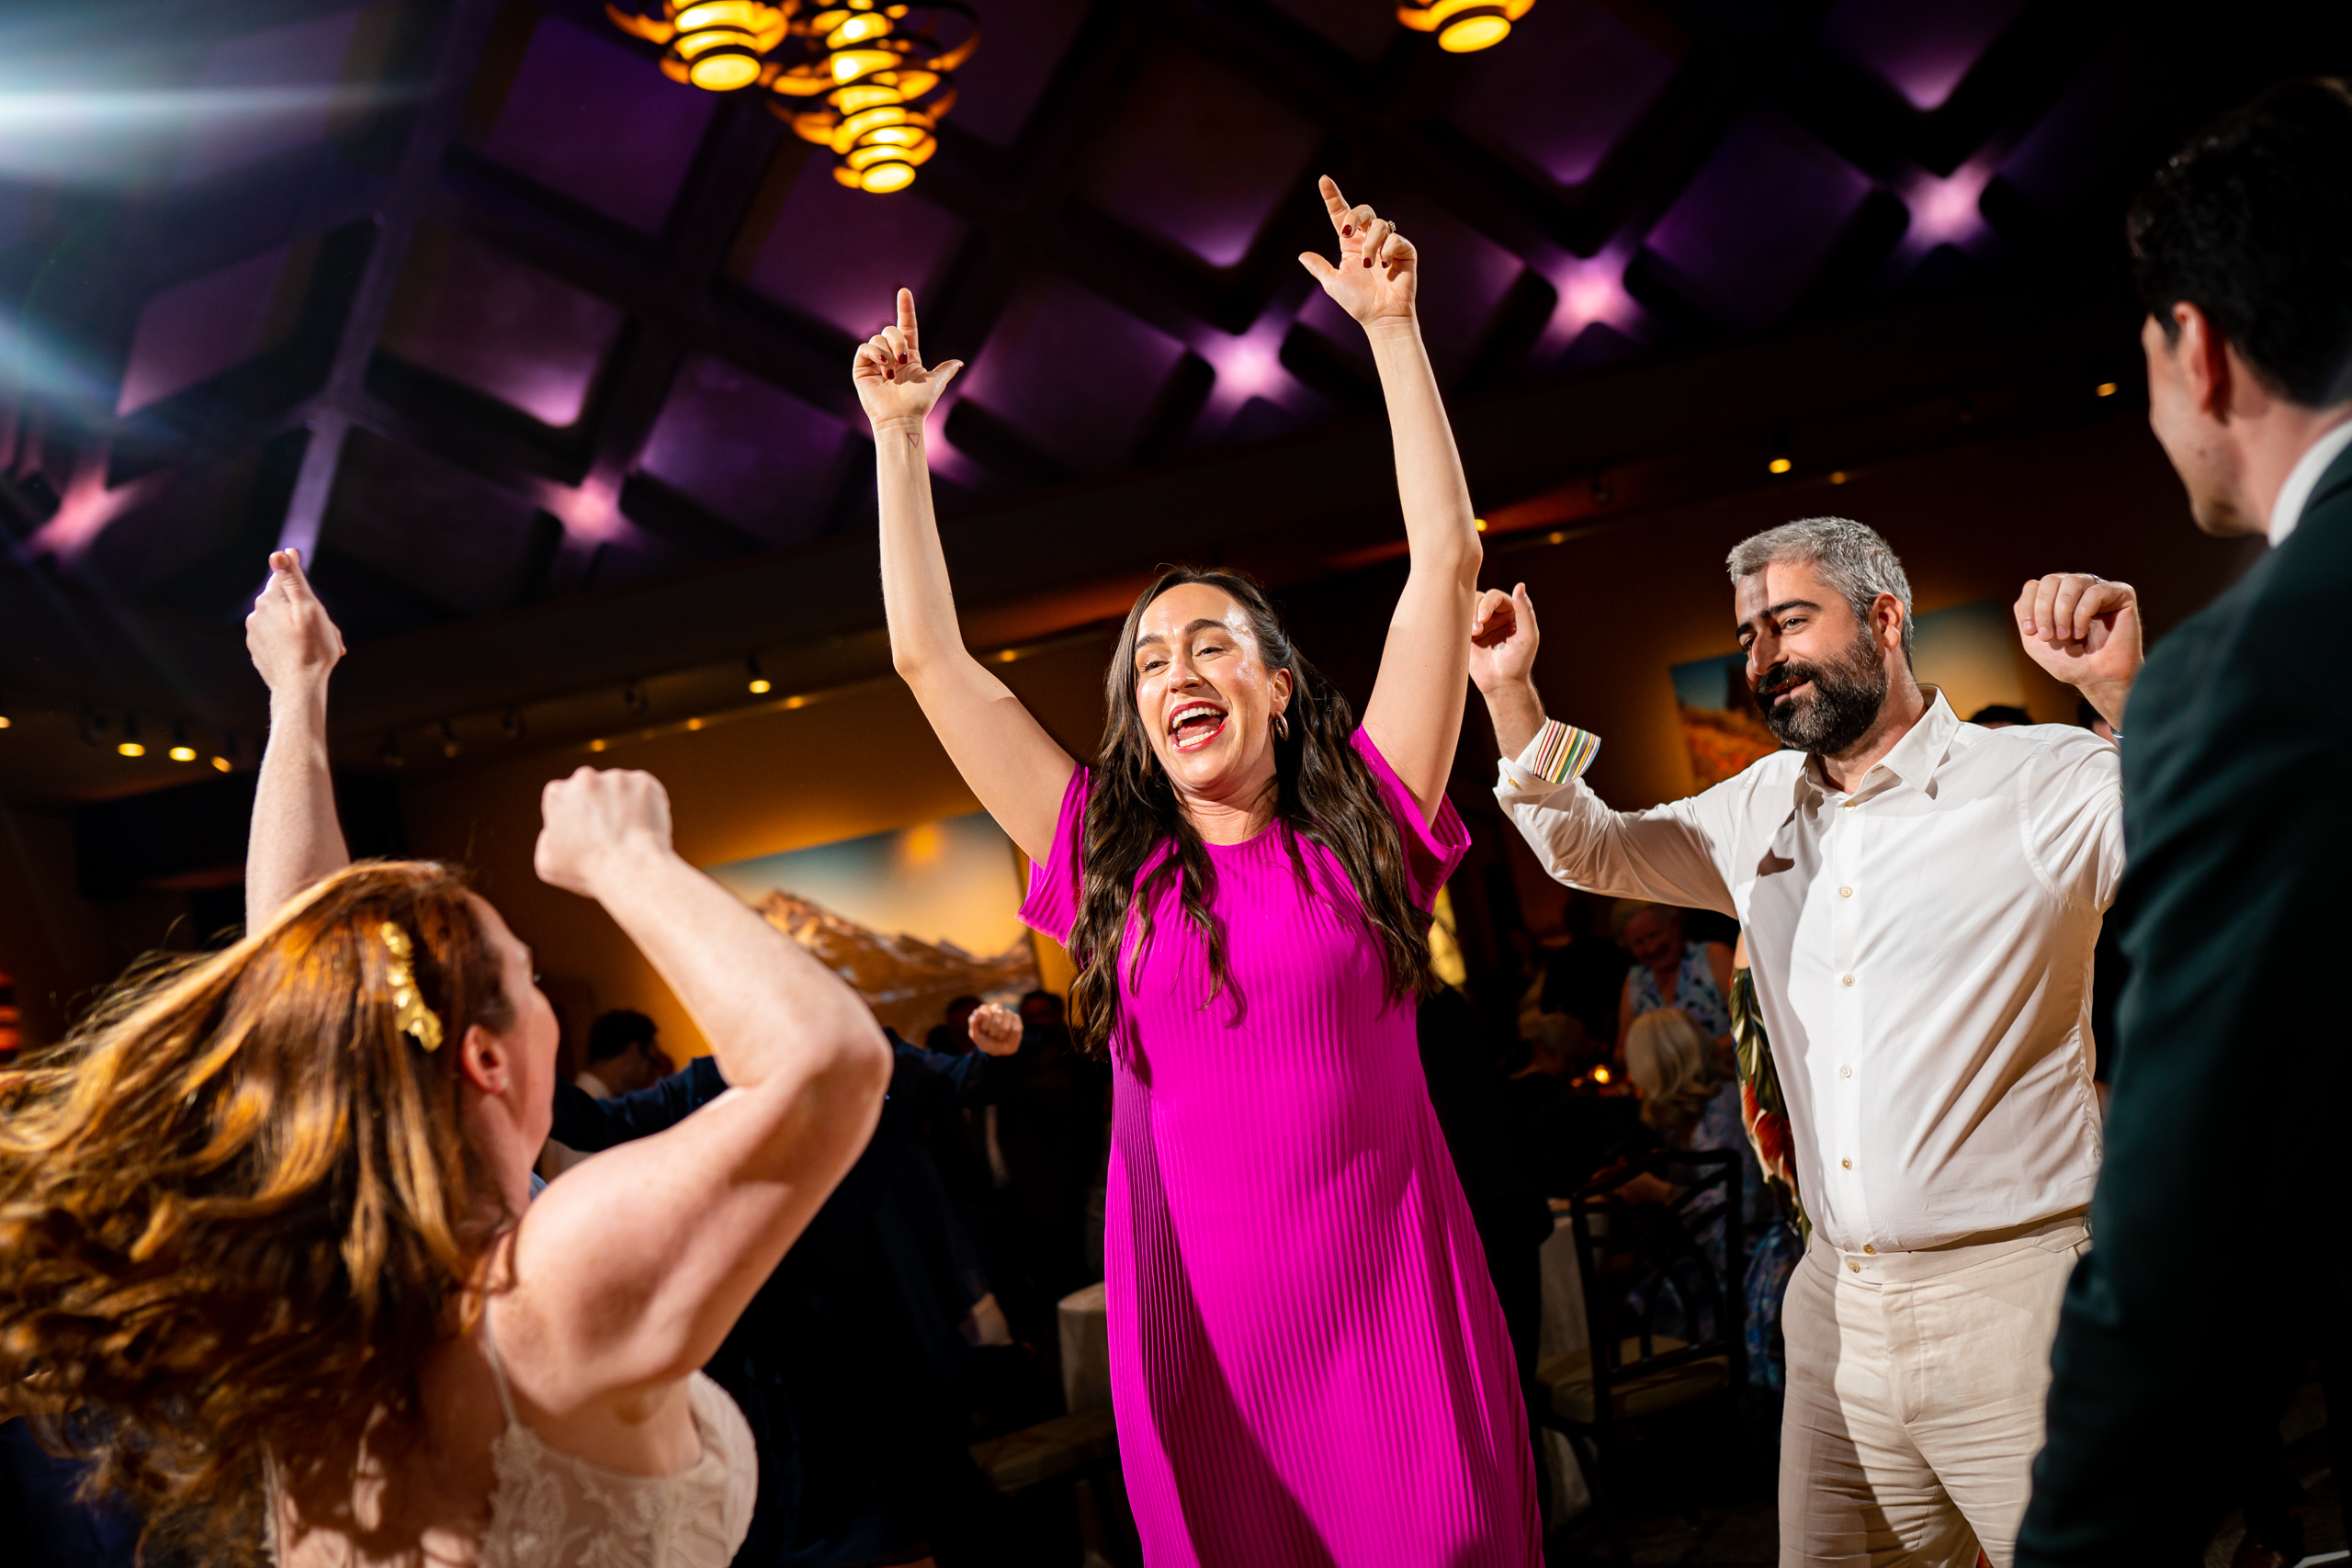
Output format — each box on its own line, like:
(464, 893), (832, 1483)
(851, 177), (1542, 1567)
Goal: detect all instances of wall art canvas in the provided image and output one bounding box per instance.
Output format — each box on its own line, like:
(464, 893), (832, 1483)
(1669, 597), (2035, 789)
(706, 811), (1040, 1039)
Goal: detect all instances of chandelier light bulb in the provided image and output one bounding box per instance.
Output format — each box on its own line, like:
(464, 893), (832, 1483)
(607, 0), (794, 92)
(1397, 0), (1535, 52)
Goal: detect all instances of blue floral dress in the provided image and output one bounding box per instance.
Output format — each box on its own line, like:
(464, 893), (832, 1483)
(1626, 942), (1733, 1039)
(1686, 1080), (1802, 1390)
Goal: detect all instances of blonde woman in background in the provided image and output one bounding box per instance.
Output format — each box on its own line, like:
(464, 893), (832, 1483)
(1620, 1007), (1803, 1400)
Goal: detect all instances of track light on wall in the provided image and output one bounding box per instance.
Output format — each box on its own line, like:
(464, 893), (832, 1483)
(380, 733), (405, 769)
(441, 719), (462, 759)
(747, 653), (772, 694)
(117, 714), (145, 759)
(1398, 0), (1534, 52)
(767, 1), (978, 194)
(622, 680), (650, 716)
(168, 724), (198, 762)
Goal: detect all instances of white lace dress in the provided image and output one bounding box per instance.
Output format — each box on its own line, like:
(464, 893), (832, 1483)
(268, 1311), (758, 1566)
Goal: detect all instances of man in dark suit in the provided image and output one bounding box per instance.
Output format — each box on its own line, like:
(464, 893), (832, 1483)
(2018, 78), (2352, 1567)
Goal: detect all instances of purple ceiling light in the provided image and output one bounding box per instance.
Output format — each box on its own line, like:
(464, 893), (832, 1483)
(1447, 0), (1678, 189)
(378, 227), (627, 428)
(1534, 244), (1639, 357)
(1896, 157), (1995, 258)
(482, 17), (716, 231)
(1196, 313), (1306, 429)
(1642, 114), (1871, 333)
(1819, 0), (2032, 113)
(1082, 53), (1322, 270)
(117, 244), (297, 414)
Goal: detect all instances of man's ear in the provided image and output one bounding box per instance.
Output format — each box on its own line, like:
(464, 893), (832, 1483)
(459, 1022), (511, 1096)
(1872, 592), (1907, 652)
(2171, 301), (2234, 422)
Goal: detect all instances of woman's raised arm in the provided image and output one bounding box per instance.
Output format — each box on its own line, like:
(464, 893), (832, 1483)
(859, 288), (1075, 864)
(243, 549), (351, 928)
(510, 768), (891, 1405)
(1300, 177), (1483, 823)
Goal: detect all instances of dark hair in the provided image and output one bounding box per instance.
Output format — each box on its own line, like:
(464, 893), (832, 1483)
(0, 862), (514, 1564)
(2130, 78), (2352, 408)
(1066, 567), (1436, 1055)
(586, 1007), (656, 1064)
(1967, 704), (2033, 728)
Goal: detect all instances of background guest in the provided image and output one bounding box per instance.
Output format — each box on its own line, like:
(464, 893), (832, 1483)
(1613, 899), (1735, 1050)
(554, 1001), (1035, 1568)
(577, 1005), (666, 1099)
(925, 994), (982, 1056)
(1620, 1008), (1803, 1401)
(1967, 703), (2033, 728)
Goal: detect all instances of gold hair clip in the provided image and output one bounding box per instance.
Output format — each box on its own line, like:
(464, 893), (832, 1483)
(379, 922), (445, 1053)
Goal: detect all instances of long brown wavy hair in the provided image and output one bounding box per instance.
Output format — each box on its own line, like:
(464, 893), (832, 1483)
(0, 861), (516, 1565)
(1067, 567), (1437, 1055)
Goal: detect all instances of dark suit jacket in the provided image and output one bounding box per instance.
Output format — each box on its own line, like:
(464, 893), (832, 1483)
(2018, 442), (2352, 1565)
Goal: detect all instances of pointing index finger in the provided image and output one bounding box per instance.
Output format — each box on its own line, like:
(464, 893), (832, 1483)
(897, 287), (919, 346)
(1319, 175), (1352, 233)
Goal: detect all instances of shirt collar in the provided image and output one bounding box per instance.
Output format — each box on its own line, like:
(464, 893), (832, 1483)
(2268, 414), (2352, 547)
(1807, 686), (1959, 800)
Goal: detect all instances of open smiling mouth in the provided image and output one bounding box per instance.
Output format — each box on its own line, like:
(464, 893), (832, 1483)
(1168, 700), (1229, 753)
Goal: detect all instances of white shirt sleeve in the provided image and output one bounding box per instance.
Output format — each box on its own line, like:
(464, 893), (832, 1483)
(2018, 727), (2127, 912)
(1494, 722), (1745, 916)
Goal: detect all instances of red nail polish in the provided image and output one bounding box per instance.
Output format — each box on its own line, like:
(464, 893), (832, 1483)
(1363, 256), (1374, 267)
(1342, 226), (1352, 236)
(898, 355), (907, 364)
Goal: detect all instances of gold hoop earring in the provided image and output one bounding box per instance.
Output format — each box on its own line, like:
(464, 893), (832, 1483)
(1274, 712), (1290, 740)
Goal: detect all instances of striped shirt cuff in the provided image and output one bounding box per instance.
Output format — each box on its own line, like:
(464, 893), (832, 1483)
(1522, 719), (1600, 785)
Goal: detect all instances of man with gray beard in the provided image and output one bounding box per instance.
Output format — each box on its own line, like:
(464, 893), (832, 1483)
(1468, 519), (2141, 1568)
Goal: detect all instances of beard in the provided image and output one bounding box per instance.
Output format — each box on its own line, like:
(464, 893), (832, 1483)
(1756, 627), (1889, 756)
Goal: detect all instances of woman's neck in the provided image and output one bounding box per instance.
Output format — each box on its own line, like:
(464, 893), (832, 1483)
(1178, 774), (1278, 845)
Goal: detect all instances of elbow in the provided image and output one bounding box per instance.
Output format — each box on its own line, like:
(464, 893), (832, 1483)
(826, 1014), (895, 1108)
(889, 642), (931, 682)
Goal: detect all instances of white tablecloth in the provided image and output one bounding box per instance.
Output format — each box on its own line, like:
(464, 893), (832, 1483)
(1058, 1281), (1114, 1414)
(1538, 1211), (1594, 1517)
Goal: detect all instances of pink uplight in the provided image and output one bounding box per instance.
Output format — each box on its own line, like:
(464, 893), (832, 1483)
(548, 468), (626, 545)
(25, 445), (167, 562)
(1197, 317), (1299, 421)
(1540, 249), (1637, 350)
(1901, 160), (1994, 253)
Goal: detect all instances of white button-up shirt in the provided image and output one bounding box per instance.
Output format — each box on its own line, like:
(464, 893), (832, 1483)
(1497, 690), (2122, 1253)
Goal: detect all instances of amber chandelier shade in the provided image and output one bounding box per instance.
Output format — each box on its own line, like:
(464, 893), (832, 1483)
(765, 0), (979, 194)
(607, 0), (796, 92)
(1397, 0), (1535, 52)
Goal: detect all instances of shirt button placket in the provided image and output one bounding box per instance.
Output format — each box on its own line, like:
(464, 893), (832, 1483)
(1830, 795), (1869, 1242)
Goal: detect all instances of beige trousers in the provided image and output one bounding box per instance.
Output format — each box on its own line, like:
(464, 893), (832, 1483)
(1779, 1216), (2088, 1568)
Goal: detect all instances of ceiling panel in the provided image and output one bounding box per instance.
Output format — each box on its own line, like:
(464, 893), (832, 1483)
(1641, 112), (1874, 333)
(1446, 0), (1681, 190)
(737, 160), (967, 339)
(116, 244), (302, 414)
(478, 13), (716, 231)
(635, 354), (854, 545)
(957, 277), (1187, 473)
(1820, 0), (2037, 112)
(377, 222), (625, 426)
(1081, 51), (1325, 269)
(174, 7), (369, 186)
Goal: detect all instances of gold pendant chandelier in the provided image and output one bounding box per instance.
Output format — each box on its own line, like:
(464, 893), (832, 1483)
(766, 2), (979, 194)
(1397, 0), (1534, 53)
(606, 0), (795, 92)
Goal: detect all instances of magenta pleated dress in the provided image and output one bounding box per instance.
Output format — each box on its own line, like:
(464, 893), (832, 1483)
(1020, 730), (1544, 1568)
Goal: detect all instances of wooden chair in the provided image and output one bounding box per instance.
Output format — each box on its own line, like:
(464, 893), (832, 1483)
(968, 1405), (1126, 1566)
(1533, 1147), (1747, 1562)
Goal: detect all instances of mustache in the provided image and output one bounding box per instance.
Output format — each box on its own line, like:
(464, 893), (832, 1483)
(1756, 661), (1826, 703)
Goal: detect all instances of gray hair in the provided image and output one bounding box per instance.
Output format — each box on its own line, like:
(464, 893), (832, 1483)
(1725, 516), (1915, 662)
